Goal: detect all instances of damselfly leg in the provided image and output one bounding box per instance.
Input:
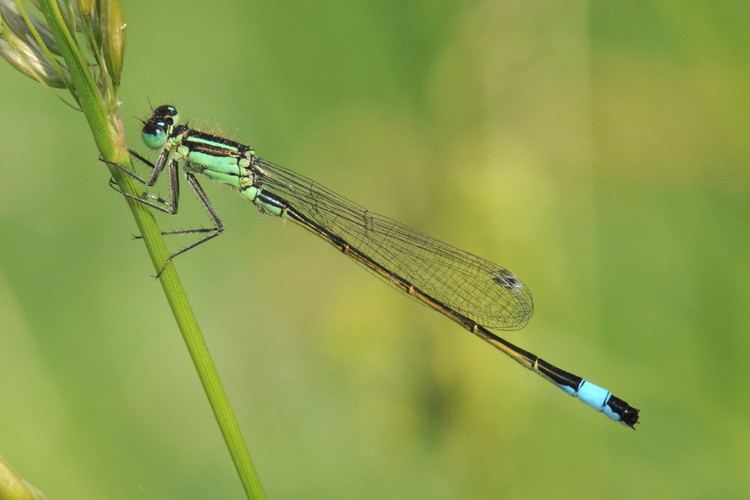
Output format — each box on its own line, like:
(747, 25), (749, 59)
(100, 152), (224, 275)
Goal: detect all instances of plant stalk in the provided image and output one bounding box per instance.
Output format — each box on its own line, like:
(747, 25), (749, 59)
(36, 2), (266, 497)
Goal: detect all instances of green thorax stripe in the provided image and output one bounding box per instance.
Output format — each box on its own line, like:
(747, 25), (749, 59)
(184, 129), (248, 156)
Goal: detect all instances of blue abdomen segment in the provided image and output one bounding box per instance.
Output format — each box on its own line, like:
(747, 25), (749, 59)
(577, 381), (617, 420)
(564, 379), (639, 427)
(533, 356), (639, 428)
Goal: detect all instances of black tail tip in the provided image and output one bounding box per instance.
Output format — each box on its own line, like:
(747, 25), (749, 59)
(609, 395), (640, 429)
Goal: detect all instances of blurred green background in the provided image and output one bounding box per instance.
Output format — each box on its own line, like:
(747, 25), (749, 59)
(1, 1), (748, 498)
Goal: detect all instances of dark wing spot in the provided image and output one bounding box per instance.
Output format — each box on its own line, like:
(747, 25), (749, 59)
(493, 269), (520, 290)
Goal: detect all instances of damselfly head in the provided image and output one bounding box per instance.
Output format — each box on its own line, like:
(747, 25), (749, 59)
(142, 104), (179, 149)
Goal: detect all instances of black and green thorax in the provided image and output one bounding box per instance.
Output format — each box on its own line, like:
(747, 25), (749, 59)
(172, 127), (258, 189)
(141, 104), (287, 216)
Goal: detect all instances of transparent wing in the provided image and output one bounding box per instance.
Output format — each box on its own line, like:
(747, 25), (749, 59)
(253, 158), (534, 330)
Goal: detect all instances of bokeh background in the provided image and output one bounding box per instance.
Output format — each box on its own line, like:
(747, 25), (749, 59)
(1, 1), (748, 498)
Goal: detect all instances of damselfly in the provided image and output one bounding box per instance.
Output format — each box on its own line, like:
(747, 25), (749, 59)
(105, 105), (640, 428)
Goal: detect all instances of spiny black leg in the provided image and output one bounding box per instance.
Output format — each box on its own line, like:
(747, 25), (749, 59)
(104, 156), (180, 215)
(128, 149), (155, 169)
(137, 227), (218, 237)
(102, 152), (225, 276)
(154, 172), (224, 277)
(142, 148), (170, 186)
(100, 147), (169, 189)
(165, 173), (224, 256)
(112, 156), (216, 238)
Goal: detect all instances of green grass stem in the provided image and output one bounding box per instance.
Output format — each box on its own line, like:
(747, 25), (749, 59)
(0, 456), (41, 500)
(36, 2), (266, 497)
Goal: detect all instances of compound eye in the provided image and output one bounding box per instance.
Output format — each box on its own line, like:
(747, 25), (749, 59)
(142, 121), (167, 149)
(154, 104), (178, 117)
